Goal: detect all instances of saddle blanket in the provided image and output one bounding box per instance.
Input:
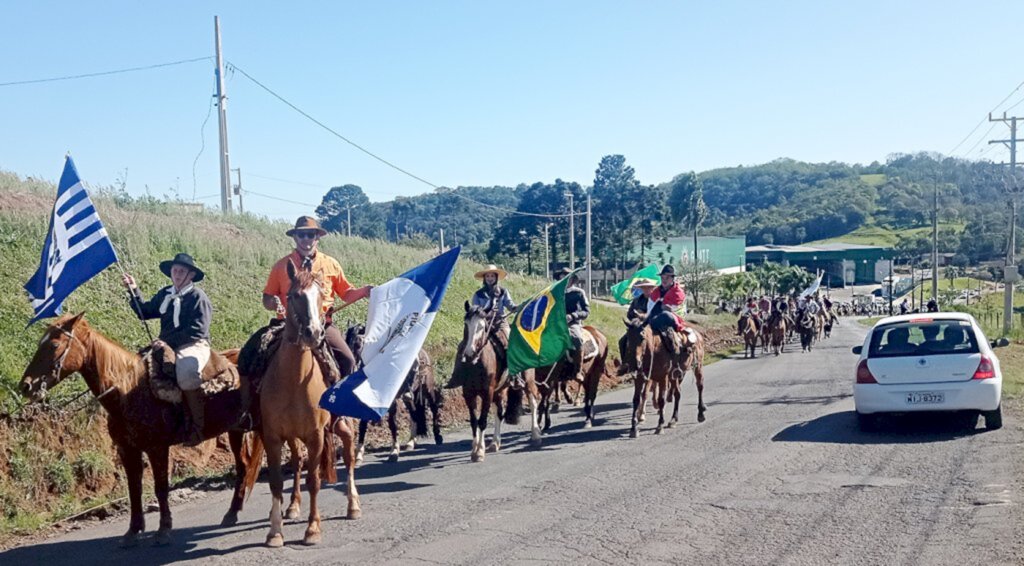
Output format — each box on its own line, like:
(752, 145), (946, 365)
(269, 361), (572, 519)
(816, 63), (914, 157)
(143, 340), (239, 404)
(580, 329), (599, 361)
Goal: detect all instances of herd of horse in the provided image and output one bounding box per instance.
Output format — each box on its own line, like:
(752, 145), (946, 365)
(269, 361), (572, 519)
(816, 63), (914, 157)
(17, 268), (758, 550)
(740, 307), (839, 359)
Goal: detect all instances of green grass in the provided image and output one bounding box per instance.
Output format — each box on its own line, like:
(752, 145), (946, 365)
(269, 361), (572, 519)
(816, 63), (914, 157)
(807, 222), (965, 247)
(859, 174), (887, 187)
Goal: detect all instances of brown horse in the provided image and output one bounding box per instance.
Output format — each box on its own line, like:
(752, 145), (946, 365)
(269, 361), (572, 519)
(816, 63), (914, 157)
(769, 314), (787, 356)
(243, 262), (359, 548)
(20, 313), (256, 547)
(621, 318), (707, 438)
(740, 314), (759, 359)
(534, 326), (608, 432)
(454, 303), (541, 462)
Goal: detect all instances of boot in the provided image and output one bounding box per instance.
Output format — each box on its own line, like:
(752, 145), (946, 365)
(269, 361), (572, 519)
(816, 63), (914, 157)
(182, 389), (206, 447)
(660, 329), (678, 354)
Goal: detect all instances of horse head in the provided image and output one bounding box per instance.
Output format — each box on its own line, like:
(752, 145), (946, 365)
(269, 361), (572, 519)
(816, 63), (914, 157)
(344, 322), (367, 364)
(21, 312), (89, 402)
(285, 259), (325, 349)
(620, 316), (648, 373)
(461, 300), (493, 363)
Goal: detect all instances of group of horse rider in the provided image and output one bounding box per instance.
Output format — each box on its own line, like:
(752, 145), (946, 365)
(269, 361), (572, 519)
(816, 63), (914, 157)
(736, 291), (835, 336)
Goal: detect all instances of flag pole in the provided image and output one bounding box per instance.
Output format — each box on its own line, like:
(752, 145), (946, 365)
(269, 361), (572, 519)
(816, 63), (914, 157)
(108, 241), (155, 342)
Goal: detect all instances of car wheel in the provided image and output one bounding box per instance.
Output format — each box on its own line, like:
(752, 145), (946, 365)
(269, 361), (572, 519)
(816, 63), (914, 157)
(983, 405), (1003, 430)
(857, 412), (879, 432)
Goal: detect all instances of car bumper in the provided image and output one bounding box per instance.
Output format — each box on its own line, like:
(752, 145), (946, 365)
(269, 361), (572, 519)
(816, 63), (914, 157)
(854, 379), (1002, 414)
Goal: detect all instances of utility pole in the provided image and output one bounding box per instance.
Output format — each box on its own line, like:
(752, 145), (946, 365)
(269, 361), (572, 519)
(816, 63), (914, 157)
(543, 223), (551, 279)
(439, 228), (445, 254)
(888, 258), (894, 316)
(566, 193), (575, 271)
(586, 194), (592, 298)
(231, 167), (243, 214)
(346, 204), (352, 237)
(931, 179), (938, 302)
(988, 112), (1024, 334)
(214, 16), (233, 214)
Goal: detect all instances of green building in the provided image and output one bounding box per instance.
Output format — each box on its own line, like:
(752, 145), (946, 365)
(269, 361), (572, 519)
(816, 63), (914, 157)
(745, 242), (894, 285)
(642, 235), (746, 274)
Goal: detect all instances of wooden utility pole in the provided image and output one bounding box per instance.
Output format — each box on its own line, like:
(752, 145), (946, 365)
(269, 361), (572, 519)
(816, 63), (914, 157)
(544, 223), (551, 279)
(214, 16), (233, 213)
(346, 204), (352, 237)
(931, 179), (938, 301)
(988, 113), (1023, 334)
(586, 194), (592, 298)
(567, 193), (575, 270)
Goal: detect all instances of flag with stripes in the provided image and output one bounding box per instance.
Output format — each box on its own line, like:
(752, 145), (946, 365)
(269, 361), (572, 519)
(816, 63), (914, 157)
(24, 156), (118, 324)
(320, 246), (460, 420)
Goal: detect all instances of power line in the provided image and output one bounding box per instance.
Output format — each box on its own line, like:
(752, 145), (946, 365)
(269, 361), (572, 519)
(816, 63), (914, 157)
(191, 89), (216, 200)
(246, 172), (327, 188)
(226, 61), (584, 219)
(242, 189), (321, 208)
(0, 56), (213, 88)
(961, 122), (1000, 157)
(948, 78), (1024, 156)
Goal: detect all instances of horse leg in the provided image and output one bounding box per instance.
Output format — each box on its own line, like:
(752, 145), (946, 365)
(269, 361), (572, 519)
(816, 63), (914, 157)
(222, 430), (247, 526)
(467, 393), (482, 462)
(630, 378), (645, 438)
(402, 396), (417, 451)
(477, 394), (491, 461)
(118, 445), (145, 548)
(301, 432), (323, 545)
(264, 438), (286, 548)
(695, 364), (707, 423)
(430, 391), (444, 445)
(488, 391), (502, 453)
(332, 417), (361, 519)
(668, 375), (682, 428)
(387, 404), (401, 462)
(539, 385), (553, 433)
(285, 439), (302, 520)
(147, 446), (173, 546)
(527, 383), (542, 447)
(654, 380), (666, 435)
(355, 419), (368, 466)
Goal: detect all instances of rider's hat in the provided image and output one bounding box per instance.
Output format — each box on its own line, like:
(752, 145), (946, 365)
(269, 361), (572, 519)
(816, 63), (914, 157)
(632, 278), (658, 289)
(474, 264), (508, 281)
(160, 253), (205, 282)
(285, 216), (328, 238)
(660, 264), (675, 276)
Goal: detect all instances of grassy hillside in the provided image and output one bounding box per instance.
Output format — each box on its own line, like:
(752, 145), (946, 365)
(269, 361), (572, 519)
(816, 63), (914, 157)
(806, 222), (965, 247)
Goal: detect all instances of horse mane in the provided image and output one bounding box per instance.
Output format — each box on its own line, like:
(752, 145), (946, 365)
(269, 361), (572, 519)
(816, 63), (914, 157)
(289, 269), (317, 293)
(72, 318), (145, 393)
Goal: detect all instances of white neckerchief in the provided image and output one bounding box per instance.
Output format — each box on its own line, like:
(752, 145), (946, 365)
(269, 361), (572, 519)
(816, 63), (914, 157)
(159, 283), (194, 328)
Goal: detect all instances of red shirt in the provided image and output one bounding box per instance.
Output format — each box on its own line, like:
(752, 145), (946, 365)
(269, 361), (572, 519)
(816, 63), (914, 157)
(651, 283), (686, 308)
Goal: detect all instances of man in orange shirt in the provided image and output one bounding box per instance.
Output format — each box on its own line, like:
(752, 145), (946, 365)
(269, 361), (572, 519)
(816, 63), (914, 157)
(263, 216), (372, 380)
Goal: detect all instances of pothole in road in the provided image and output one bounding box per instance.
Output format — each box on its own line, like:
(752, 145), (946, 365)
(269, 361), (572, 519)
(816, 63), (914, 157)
(774, 473), (913, 494)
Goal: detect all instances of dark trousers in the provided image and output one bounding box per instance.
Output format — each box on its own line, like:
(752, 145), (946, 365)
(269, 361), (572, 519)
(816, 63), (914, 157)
(325, 324), (357, 379)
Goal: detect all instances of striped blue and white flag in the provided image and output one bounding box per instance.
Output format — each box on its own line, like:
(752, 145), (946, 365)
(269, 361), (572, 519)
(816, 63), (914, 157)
(24, 156), (118, 324)
(320, 246), (460, 420)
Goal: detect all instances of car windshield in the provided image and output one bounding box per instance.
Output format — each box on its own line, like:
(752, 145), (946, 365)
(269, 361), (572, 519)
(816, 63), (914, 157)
(868, 320), (980, 358)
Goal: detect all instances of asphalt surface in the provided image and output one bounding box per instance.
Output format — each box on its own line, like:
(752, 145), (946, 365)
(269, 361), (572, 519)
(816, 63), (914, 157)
(4, 321), (1022, 565)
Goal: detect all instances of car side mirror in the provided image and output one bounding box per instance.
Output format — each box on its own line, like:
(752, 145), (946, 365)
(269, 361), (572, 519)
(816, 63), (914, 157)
(851, 345), (862, 355)
(991, 338), (1010, 348)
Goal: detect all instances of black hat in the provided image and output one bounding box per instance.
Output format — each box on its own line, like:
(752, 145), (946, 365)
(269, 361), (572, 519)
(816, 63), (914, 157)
(160, 253), (205, 282)
(660, 265), (675, 276)
(554, 267), (576, 280)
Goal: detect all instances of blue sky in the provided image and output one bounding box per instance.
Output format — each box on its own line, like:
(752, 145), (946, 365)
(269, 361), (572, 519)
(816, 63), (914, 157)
(1, 2), (1021, 219)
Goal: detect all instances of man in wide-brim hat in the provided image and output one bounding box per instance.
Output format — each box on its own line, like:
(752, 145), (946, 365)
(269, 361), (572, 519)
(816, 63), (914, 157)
(554, 268), (591, 382)
(616, 278), (657, 367)
(648, 264), (688, 353)
(122, 252), (213, 445)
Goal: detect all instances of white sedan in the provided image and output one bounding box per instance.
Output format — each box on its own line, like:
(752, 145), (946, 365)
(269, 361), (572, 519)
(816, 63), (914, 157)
(852, 313), (1007, 431)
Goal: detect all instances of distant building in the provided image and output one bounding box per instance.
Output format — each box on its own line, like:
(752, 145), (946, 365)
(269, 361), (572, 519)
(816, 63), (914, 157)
(642, 235), (746, 274)
(745, 242), (894, 285)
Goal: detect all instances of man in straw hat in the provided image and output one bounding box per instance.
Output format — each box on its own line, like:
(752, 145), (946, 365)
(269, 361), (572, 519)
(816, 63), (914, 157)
(263, 216), (372, 382)
(617, 277), (657, 363)
(122, 252), (212, 445)
(447, 264), (519, 389)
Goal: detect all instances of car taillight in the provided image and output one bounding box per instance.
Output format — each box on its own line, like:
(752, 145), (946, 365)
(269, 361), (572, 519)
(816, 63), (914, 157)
(856, 360), (877, 384)
(973, 356), (995, 379)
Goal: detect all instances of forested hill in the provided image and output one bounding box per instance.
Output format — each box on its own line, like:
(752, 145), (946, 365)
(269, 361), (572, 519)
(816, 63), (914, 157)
(317, 153), (1018, 269)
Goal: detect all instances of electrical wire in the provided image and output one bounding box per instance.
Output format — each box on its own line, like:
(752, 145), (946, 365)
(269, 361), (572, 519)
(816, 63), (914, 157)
(0, 56), (213, 88)
(227, 60), (584, 219)
(191, 90), (216, 200)
(242, 189), (321, 208)
(947, 78), (1024, 156)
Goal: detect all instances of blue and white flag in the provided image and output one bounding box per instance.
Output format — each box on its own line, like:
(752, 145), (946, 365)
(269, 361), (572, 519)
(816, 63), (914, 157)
(799, 270), (824, 298)
(25, 157), (118, 324)
(320, 246), (460, 420)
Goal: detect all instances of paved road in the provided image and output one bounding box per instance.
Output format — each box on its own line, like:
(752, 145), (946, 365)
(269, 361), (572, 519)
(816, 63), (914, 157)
(5, 321), (1022, 565)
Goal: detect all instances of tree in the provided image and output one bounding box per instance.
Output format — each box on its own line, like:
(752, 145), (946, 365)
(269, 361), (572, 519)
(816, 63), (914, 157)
(677, 259), (718, 311)
(316, 184), (385, 239)
(795, 226), (806, 244)
(684, 179), (709, 303)
(591, 155), (642, 278)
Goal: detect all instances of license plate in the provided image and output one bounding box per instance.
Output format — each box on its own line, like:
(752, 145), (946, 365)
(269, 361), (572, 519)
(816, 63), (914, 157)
(906, 392), (944, 405)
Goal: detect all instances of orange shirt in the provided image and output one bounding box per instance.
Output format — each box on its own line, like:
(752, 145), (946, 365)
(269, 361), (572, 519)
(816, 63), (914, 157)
(263, 250), (352, 316)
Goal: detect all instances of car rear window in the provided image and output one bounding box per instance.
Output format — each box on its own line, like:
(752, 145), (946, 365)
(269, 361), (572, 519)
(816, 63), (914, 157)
(868, 320), (980, 358)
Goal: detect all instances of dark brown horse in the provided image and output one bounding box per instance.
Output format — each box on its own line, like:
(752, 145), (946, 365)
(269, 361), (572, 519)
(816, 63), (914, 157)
(768, 313), (787, 356)
(20, 313), (256, 547)
(740, 314), (759, 359)
(534, 326), (608, 432)
(454, 303), (541, 461)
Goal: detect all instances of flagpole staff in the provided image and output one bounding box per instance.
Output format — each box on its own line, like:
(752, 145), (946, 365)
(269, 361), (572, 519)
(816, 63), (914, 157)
(117, 265), (155, 343)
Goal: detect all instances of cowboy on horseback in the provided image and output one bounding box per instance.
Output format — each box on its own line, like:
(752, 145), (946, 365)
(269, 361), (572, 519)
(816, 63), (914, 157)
(737, 297), (762, 336)
(647, 265), (688, 354)
(262, 216), (372, 384)
(445, 264), (518, 390)
(121, 252), (212, 446)
(555, 267), (591, 380)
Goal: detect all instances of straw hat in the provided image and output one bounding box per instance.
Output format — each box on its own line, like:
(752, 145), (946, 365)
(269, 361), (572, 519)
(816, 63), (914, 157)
(631, 278), (657, 289)
(474, 264), (508, 280)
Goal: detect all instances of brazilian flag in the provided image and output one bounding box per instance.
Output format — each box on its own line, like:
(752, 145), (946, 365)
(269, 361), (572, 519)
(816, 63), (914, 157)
(610, 263), (660, 305)
(507, 272), (575, 375)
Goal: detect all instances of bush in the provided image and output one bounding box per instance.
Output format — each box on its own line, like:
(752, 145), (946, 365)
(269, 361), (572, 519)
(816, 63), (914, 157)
(43, 459), (74, 494)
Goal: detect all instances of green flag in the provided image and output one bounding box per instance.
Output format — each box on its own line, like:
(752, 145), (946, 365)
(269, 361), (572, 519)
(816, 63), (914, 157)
(610, 264), (660, 305)
(507, 273), (575, 375)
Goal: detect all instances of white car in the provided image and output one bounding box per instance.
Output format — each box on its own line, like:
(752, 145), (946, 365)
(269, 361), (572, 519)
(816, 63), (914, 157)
(852, 313), (1007, 431)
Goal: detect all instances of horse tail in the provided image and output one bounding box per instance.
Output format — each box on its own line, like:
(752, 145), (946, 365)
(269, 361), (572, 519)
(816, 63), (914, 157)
(410, 392), (429, 438)
(504, 384), (523, 425)
(242, 432), (264, 501)
(321, 421), (338, 485)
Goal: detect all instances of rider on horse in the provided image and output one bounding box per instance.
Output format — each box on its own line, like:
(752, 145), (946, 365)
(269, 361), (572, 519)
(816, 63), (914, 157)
(122, 252), (212, 445)
(737, 297), (762, 336)
(647, 265), (688, 354)
(472, 264), (518, 365)
(555, 268), (591, 381)
(262, 216), (372, 384)
(617, 278), (657, 362)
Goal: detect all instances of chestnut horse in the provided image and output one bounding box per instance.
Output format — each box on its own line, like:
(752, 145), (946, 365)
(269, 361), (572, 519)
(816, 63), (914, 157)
(621, 318), (707, 438)
(769, 314), (787, 356)
(243, 262), (359, 548)
(20, 313), (256, 547)
(740, 314), (759, 359)
(454, 303), (541, 462)
(534, 326), (608, 432)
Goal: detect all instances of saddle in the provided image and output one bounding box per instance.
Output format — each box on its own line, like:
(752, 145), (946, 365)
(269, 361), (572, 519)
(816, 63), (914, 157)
(237, 321), (341, 394)
(579, 328), (599, 361)
(143, 340), (239, 404)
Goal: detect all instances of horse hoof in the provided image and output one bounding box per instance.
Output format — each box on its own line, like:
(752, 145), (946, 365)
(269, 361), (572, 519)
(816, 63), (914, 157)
(638, 414), (646, 423)
(387, 453), (399, 463)
(119, 532), (141, 549)
(434, 435), (444, 445)
(303, 531), (322, 546)
(667, 421), (676, 429)
(698, 413), (706, 423)
(221, 512), (238, 527)
(551, 405), (560, 413)
(284, 506), (301, 521)
(152, 529), (172, 547)
(486, 443), (499, 453)
(654, 427), (663, 435)
(404, 441), (416, 451)
(347, 507), (362, 520)
(266, 533), (284, 548)
(629, 428), (638, 439)
(530, 436), (543, 447)
(583, 420), (593, 429)
(471, 451), (482, 463)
